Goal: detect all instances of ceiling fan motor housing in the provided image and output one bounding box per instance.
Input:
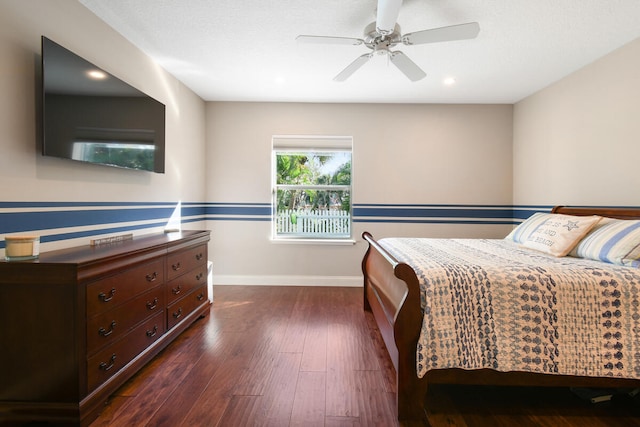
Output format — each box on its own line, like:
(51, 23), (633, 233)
(364, 22), (401, 52)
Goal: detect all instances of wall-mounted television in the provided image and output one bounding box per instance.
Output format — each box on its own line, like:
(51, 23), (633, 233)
(41, 36), (166, 173)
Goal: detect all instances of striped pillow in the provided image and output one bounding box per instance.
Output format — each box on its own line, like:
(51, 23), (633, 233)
(572, 219), (640, 267)
(505, 212), (550, 243)
(568, 216), (615, 257)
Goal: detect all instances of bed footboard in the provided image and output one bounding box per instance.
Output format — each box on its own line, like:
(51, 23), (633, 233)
(361, 232), (428, 421)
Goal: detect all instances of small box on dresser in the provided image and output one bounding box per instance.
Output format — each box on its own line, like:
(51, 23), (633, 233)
(0, 230), (210, 426)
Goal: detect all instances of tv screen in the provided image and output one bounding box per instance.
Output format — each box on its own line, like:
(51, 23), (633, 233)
(41, 36), (165, 173)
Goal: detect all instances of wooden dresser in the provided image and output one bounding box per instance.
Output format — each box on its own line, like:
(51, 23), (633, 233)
(0, 230), (211, 426)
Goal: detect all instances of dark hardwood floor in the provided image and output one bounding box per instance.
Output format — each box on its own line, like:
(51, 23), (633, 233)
(88, 285), (640, 427)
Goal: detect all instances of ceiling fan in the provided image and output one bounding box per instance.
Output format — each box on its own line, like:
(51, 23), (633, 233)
(296, 0), (480, 82)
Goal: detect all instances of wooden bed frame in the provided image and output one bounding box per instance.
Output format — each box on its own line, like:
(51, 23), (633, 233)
(361, 206), (640, 422)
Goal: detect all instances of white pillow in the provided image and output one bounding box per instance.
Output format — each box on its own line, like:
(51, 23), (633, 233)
(520, 214), (602, 257)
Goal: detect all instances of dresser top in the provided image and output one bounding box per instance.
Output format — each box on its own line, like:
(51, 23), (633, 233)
(0, 230), (210, 283)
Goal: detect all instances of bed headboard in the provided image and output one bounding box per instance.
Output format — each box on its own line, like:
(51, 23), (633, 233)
(552, 206), (640, 220)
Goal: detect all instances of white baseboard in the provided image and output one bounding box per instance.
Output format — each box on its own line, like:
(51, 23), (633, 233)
(211, 275), (362, 287)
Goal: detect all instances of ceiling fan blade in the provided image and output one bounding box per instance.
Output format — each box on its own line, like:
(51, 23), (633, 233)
(389, 51), (426, 81)
(376, 0), (403, 34)
(403, 22), (480, 45)
(333, 53), (372, 82)
(296, 35), (364, 46)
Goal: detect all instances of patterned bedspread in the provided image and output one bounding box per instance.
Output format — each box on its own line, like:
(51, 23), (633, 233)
(378, 238), (640, 380)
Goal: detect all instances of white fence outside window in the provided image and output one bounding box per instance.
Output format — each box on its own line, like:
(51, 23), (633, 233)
(276, 209), (351, 237)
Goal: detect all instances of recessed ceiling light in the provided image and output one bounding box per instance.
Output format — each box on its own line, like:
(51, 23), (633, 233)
(443, 77), (456, 86)
(86, 70), (107, 80)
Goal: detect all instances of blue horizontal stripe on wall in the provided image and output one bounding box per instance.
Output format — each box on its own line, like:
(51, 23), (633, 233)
(353, 206), (512, 218)
(37, 221), (169, 243)
(356, 218), (515, 225)
(204, 203), (272, 222)
(0, 217), (207, 249)
(513, 207), (552, 220)
(0, 201), (191, 208)
(4, 208), (158, 233)
(0, 202), (207, 249)
(352, 204), (553, 225)
(0, 206), (206, 233)
(205, 203), (271, 217)
(201, 203), (556, 224)
(5, 202), (636, 249)
(208, 217), (272, 222)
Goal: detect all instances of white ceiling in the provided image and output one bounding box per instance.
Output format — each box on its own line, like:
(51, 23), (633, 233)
(79, 0), (640, 104)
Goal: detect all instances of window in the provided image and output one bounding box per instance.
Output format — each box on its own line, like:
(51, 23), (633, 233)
(272, 136), (352, 241)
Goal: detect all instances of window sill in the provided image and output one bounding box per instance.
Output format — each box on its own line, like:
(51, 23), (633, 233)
(271, 238), (356, 246)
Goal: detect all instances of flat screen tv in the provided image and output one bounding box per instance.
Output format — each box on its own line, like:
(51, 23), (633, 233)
(41, 36), (166, 173)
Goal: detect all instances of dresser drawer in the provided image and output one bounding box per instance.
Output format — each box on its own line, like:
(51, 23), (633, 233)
(87, 311), (165, 392)
(167, 244), (207, 281)
(166, 264), (208, 305)
(87, 287), (166, 355)
(87, 258), (164, 316)
(167, 285), (208, 330)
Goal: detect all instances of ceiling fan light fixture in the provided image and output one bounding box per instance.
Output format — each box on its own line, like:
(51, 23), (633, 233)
(373, 41), (391, 56)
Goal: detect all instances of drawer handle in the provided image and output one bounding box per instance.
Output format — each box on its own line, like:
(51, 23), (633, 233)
(146, 297), (159, 310)
(197, 293), (205, 301)
(172, 307), (183, 319)
(172, 262), (182, 272)
(172, 285), (182, 295)
(99, 354), (117, 371)
(146, 325), (158, 338)
(146, 272), (158, 282)
(98, 321), (117, 337)
(196, 272), (204, 281)
(196, 253), (204, 261)
(98, 288), (116, 302)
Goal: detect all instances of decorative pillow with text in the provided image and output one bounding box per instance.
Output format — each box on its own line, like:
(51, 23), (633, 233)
(521, 214), (601, 257)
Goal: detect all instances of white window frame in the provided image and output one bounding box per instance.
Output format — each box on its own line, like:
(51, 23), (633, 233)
(271, 135), (354, 244)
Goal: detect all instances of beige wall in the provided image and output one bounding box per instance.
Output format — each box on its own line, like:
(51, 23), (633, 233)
(513, 37), (640, 206)
(0, 0), (207, 252)
(205, 102), (514, 285)
(1, 0), (515, 285)
(8, 0), (635, 286)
